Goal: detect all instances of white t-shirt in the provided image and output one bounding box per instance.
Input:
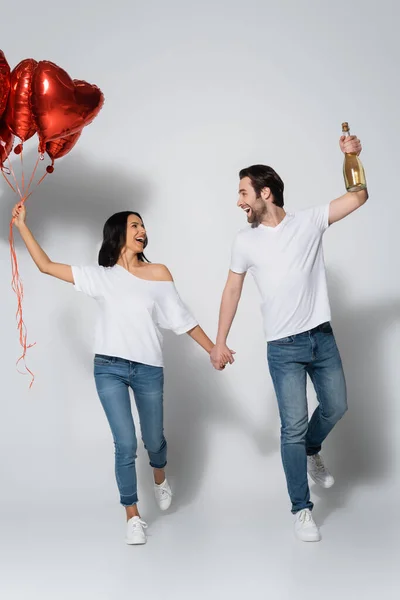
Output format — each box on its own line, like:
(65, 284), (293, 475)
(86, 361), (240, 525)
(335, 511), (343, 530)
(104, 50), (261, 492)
(71, 264), (198, 367)
(230, 204), (331, 341)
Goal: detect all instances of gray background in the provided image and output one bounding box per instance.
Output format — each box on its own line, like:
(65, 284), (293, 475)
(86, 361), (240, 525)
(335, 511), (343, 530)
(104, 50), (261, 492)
(0, 1), (399, 598)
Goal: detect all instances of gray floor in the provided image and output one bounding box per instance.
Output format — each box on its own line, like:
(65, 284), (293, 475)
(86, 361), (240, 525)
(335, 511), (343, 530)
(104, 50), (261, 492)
(1, 464), (397, 600)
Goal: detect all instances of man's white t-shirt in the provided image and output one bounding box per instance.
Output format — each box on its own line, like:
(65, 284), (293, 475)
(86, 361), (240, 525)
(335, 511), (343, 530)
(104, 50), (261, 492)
(71, 264), (198, 367)
(230, 204), (331, 342)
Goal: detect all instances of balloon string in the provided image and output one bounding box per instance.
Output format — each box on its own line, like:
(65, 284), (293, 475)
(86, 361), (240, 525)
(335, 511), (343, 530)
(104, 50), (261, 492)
(20, 146), (25, 193)
(6, 153), (23, 199)
(7, 150), (46, 389)
(9, 217), (36, 387)
(1, 169), (17, 194)
(35, 171), (48, 188)
(25, 155), (41, 196)
(9, 205), (36, 388)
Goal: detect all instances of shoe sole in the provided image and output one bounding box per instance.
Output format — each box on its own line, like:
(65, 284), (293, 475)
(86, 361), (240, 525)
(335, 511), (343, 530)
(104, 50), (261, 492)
(308, 473), (335, 489)
(126, 539), (147, 545)
(297, 535), (321, 542)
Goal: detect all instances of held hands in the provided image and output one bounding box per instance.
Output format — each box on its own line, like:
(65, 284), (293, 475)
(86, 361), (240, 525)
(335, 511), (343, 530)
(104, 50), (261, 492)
(340, 135), (362, 155)
(210, 343), (236, 371)
(12, 203), (26, 228)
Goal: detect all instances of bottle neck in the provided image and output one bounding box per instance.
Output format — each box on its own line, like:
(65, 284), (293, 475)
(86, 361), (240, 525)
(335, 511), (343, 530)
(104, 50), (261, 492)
(342, 130), (350, 137)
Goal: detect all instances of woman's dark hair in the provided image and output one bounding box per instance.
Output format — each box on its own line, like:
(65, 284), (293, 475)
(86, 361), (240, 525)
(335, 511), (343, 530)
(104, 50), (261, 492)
(98, 211), (149, 267)
(239, 164), (285, 208)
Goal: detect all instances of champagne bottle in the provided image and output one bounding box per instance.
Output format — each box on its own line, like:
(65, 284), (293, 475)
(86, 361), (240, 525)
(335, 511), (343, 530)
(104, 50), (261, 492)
(342, 122), (367, 192)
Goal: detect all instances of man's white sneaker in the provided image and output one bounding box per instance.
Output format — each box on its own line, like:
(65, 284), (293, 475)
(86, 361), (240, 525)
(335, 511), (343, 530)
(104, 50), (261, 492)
(307, 453), (335, 488)
(125, 516), (148, 545)
(154, 477), (172, 511)
(294, 509), (321, 542)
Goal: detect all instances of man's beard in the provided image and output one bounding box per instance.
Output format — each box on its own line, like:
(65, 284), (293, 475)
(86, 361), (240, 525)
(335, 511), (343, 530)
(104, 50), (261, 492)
(249, 198), (268, 228)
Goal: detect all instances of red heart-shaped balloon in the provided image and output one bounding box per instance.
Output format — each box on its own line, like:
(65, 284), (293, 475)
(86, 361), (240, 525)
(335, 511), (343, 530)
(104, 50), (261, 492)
(0, 118), (14, 168)
(0, 49), (11, 120)
(46, 129), (82, 173)
(4, 59), (37, 144)
(31, 61), (104, 153)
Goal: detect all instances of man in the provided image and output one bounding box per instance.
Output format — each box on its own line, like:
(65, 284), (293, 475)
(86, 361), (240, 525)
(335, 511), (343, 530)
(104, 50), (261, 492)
(210, 134), (367, 542)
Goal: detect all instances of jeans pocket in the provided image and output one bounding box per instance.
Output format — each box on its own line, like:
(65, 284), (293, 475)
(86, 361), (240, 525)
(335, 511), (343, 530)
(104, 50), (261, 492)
(94, 354), (114, 366)
(268, 335), (295, 346)
(319, 322), (333, 334)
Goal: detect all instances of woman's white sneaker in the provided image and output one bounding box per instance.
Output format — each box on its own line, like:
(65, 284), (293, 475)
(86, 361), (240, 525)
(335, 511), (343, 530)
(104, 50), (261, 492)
(125, 517), (148, 545)
(294, 509), (321, 542)
(154, 477), (172, 511)
(307, 454), (335, 488)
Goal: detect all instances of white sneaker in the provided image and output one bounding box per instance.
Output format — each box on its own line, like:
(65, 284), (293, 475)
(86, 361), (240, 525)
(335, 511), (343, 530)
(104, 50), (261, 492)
(125, 516), (148, 545)
(154, 477), (172, 511)
(307, 454), (335, 488)
(294, 509), (321, 542)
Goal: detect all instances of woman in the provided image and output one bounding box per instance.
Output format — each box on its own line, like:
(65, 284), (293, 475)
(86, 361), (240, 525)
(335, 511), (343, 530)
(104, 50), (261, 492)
(12, 204), (217, 545)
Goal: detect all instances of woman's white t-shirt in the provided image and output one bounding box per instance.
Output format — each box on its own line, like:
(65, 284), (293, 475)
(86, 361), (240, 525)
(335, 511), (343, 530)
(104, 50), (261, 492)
(71, 264), (198, 367)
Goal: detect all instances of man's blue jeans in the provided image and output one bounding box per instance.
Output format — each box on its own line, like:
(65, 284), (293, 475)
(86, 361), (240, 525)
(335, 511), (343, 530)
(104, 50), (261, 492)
(267, 322), (347, 513)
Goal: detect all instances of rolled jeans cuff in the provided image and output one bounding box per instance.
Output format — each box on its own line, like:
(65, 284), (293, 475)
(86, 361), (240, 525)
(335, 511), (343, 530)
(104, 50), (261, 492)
(120, 493), (139, 507)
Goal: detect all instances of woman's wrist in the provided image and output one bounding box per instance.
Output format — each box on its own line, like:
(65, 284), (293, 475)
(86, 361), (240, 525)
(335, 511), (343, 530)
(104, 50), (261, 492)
(15, 221), (27, 232)
(205, 341), (215, 354)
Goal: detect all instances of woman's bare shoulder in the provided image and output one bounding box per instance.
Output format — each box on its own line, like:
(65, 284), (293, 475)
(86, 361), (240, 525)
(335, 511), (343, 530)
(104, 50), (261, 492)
(142, 263), (173, 281)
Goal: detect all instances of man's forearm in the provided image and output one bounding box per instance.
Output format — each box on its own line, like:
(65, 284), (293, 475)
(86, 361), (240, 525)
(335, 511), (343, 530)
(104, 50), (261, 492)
(216, 288), (241, 345)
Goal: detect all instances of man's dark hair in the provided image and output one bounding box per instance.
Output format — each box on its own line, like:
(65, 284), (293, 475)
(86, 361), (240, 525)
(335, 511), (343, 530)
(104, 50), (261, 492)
(239, 165), (284, 208)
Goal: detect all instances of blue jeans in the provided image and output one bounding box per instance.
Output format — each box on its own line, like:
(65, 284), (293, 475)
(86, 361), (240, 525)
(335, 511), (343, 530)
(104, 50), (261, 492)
(267, 322), (347, 514)
(94, 355), (167, 506)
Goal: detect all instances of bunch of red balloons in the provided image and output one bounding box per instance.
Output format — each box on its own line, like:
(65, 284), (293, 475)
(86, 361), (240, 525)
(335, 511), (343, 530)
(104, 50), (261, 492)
(0, 49), (104, 387)
(0, 49), (104, 173)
